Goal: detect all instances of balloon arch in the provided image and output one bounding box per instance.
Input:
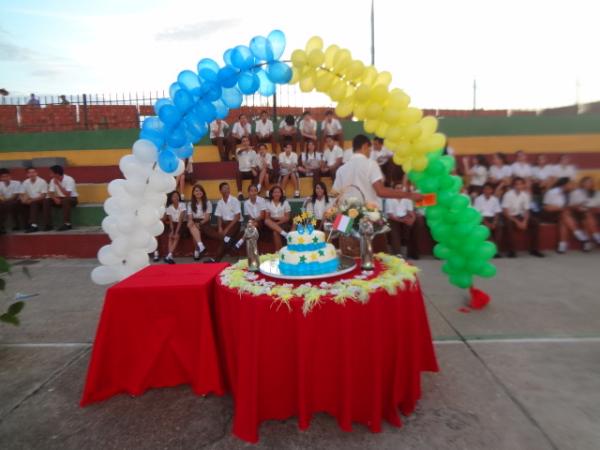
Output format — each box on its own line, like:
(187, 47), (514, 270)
(92, 30), (497, 289)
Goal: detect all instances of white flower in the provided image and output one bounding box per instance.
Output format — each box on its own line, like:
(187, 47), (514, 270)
(366, 211), (381, 222)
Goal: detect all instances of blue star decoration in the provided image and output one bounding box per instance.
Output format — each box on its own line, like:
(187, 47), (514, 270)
(312, 236), (319, 244)
(299, 256), (306, 263)
(318, 250), (324, 256)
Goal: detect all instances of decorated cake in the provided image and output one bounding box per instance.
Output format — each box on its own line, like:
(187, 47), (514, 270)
(278, 229), (340, 276)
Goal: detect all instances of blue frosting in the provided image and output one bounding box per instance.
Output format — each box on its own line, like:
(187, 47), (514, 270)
(287, 242), (326, 252)
(279, 258), (340, 276)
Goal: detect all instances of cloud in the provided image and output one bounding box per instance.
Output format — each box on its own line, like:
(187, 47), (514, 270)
(0, 40), (38, 61)
(30, 68), (61, 78)
(155, 19), (240, 41)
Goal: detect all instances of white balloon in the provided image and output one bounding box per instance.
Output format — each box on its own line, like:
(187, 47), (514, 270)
(101, 216), (119, 235)
(165, 174), (177, 192)
(112, 236), (132, 257)
(137, 205), (160, 226)
(116, 214), (137, 234)
(130, 230), (151, 248)
(118, 264), (138, 280)
(146, 220), (165, 237)
(91, 265), (120, 285)
(107, 179), (127, 197)
(124, 179), (147, 197)
(125, 249), (149, 268)
(103, 197), (120, 216)
(114, 192), (138, 211)
(132, 139), (158, 164)
(97, 245), (122, 266)
(144, 192), (168, 208)
(147, 171), (175, 193)
(172, 159), (185, 177)
(119, 154), (139, 175)
(144, 236), (158, 253)
(158, 206), (166, 217)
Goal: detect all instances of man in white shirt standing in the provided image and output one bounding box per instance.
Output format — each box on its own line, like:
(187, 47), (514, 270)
(501, 177), (544, 258)
(320, 110), (344, 148)
(254, 110), (275, 152)
(228, 114), (253, 156)
(20, 167), (48, 233)
(235, 136), (258, 201)
(44, 165), (78, 231)
(370, 137), (396, 186)
(385, 183), (419, 259)
(212, 182), (242, 261)
(321, 136), (344, 182)
(473, 183), (502, 254)
(0, 168), (22, 233)
(209, 119), (230, 161)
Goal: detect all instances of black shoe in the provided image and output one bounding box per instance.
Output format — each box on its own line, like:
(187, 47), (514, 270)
(44, 225), (53, 231)
(507, 251), (516, 258)
(493, 253), (502, 258)
(163, 256), (175, 264)
(57, 224), (72, 231)
(152, 251), (160, 262)
(25, 225), (39, 233)
(530, 250), (545, 258)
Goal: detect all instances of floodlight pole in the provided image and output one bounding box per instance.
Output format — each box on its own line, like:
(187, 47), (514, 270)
(370, 0), (375, 65)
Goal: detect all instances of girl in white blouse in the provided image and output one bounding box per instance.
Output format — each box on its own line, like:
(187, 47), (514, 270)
(489, 152), (512, 196)
(256, 144), (274, 195)
(462, 154), (488, 198)
(298, 139), (324, 188)
(264, 185), (291, 250)
(162, 191), (187, 264)
(569, 177), (600, 245)
(304, 182), (331, 229)
(278, 142), (300, 198)
(186, 184), (213, 260)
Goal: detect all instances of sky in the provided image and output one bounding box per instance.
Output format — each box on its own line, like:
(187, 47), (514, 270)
(1, 0), (599, 110)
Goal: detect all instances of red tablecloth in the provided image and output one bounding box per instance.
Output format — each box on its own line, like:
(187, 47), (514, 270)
(81, 263), (229, 406)
(214, 263), (439, 443)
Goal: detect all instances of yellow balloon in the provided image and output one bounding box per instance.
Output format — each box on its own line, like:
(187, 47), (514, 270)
(324, 44), (340, 67)
(405, 123), (422, 140)
(307, 49), (325, 68)
(333, 49), (352, 71)
(388, 88), (410, 109)
(361, 66), (378, 86)
(347, 60), (365, 80)
(387, 125), (404, 142)
(363, 119), (379, 134)
(396, 141), (412, 156)
(366, 102), (383, 120)
(371, 85), (389, 103)
(315, 71), (333, 92)
(393, 152), (405, 166)
(412, 138), (430, 154)
(398, 107), (423, 125)
(375, 121), (390, 138)
(419, 116), (438, 138)
(291, 49), (308, 68)
(290, 67), (301, 84)
(413, 155), (428, 171)
(382, 107), (401, 124)
(428, 133), (447, 150)
(354, 85), (371, 103)
(354, 102), (368, 120)
(329, 80), (347, 101)
(335, 97), (354, 118)
(306, 36), (324, 53)
(374, 71), (392, 87)
(299, 75), (315, 92)
(402, 157), (413, 172)
(345, 84), (356, 98)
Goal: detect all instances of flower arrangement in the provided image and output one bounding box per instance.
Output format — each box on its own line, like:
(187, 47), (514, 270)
(293, 211), (318, 234)
(324, 197), (389, 237)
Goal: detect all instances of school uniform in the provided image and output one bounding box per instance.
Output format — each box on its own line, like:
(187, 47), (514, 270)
(468, 165), (488, 195)
(266, 199), (291, 220)
(551, 164), (577, 180)
(278, 152), (298, 177)
(372, 146), (400, 186)
(228, 121), (254, 155)
(165, 202), (188, 235)
(489, 165), (512, 183)
(305, 197), (331, 229)
(323, 146), (343, 168)
(321, 118), (343, 138)
(299, 151), (324, 187)
(210, 120), (229, 161)
(46, 175), (79, 228)
(541, 187), (566, 223)
(385, 198), (419, 258)
(255, 119), (274, 145)
(501, 189), (540, 253)
(20, 177), (48, 227)
(244, 197), (267, 234)
(212, 195), (242, 260)
(532, 165), (553, 182)
(277, 120), (297, 151)
(342, 148), (354, 163)
(0, 180), (22, 230)
(236, 148), (258, 193)
(511, 162), (533, 179)
(474, 194), (502, 246)
(333, 153), (384, 208)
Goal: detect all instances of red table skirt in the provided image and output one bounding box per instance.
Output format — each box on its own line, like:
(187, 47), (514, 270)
(214, 277), (439, 443)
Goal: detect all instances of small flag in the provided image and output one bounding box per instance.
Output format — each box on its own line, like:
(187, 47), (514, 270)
(415, 193), (437, 208)
(332, 214), (354, 233)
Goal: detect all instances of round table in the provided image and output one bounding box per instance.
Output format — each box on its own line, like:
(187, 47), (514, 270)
(214, 256), (439, 443)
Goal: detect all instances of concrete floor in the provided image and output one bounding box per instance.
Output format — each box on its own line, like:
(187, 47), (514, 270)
(0, 253), (599, 449)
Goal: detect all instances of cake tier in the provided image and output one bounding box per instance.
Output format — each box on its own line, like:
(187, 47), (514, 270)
(286, 230), (327, 252)
(278, 243), (340, 276)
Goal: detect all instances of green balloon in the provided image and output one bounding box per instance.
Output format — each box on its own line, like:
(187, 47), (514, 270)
(408, 171), (425, 183)
(472, 225), (491, 241)
(441, 262), (456, 275)
(448, 253), (466, 271)
(425, 205), (446, 222)
(477, 241), (497, 259)
(433, 243), (452, 260)
(477, 263), (497, 278)
(450, 273), (473, 289)
(426, 160), (445, 176)
(450, 195), (470, 211)
(419, 177), (439, 193)
(438, 175), (454, 190)
(440, 155), (456, 172)
(445, 209), (464, 223)
(465, 258), (485, 274)
(457, 207), (481, 224)
(437, 190), (456, 206)
(453, 222), (475, 236)
(431, 223), (452, 241)
(459, 241), (479, 256)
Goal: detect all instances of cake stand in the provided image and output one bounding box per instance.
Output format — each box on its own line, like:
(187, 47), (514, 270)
(259, 255), (357, 281)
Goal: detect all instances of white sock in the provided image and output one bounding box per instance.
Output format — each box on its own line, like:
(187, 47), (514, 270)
(167, 252), (173, 259)
(574, 229), (588, 242)
(558, 241), (568, 252)
(235, 238), (244, 248)
(257, 184), (261, 191)
(593, 233), (600, 244)
(197, 242), (205, 252)
(224, 236), (231, 243)
(280, 230), (288, 238)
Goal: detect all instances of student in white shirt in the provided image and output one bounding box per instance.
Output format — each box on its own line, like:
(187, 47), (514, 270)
(511, 150), (533, 180)
(162, 191), (187, 264)
(463, 155), (489, 197)
(186, 184), (214, 260)
(209, 119), (230, 161)
(278, 142), (300, 198)
(320, 109), (344, 148)
(321, 135), (344, 181)
(213, 182), (242, 261)
(277, 114), (297, 153)
(298, 139), (324, 189)
(501, 177), (544, 258)
(385, 183), (419, 259)
(176, 156), (194, 200)
(235, 136), (258, 200)
(264, 185), (291, 250)
(298, 111), (317, 151)
(473, 183), (502, 252)
(228, 114), (254, 153)
(304, 182), (331, 230)
(254, 110), (274, 151)
(0, 168), (22, 233)
(255, 144), (275, 195)
(569, 176), (600, 245)
(45, 165), (78, 231)
(551, 154), (577, 181)
(542, 177), (592, 253)
(489, 153), (512, 195)
(370, 137), (396, 186)
(531, 154), (554, 193)
(20, 167), (48, 233)
(232, 184), (267, 250)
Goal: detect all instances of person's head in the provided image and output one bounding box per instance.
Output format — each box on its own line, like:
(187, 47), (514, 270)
(393, 182), (404, 191)
(248, 184), (259, 200)
(49, 165), (64, 178)
(558, 154), (570, 165)
(219, 182), (230, 198)
(512, 177), (525, 192)
(352, 134), (372, 156)
(30, 93), (35, 99)
(475, 154), (488, 167)
(191, 184), (208, 212)
(60, 95), (66, 101)
(302, 111), (312, 120)
(260, 110), (268, 120)
(167, 190), (181, 206)
(269, 185), (284, 202)
(536, 154), (547, 166)
(239, 114), (247, 125)
(306, 139), (316, 153)
(312, 181), (329, 204)
(325, 135), (335, 149)
(257, 143), (267, 154)
(482, 182), (494, 197)
(373, 137), (384, 150)
(240, 136), (250, 147)
(554, 177), (573, 192)
(580, 176), (595, 194)
(284, 114), (295, 126)
(283, 142), (293, 154)
(26, 167), (37, 181)
(325, 110), (334, 121)
(493, 152), (507, 166)
(0, 168), (10, 183)
(515, 150), (527, 163)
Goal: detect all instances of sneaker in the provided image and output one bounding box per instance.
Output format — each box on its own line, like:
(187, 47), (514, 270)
(557, 241), (568, 254)
(583, 241), (593, 252)
(153, 251), (160, 262)
(57, 224), (72, 231)
(507, 251), (516, 258)
(164, 256), (175, 264)
(530, 250), (545, 258)
(25, 225), (39, 233)
(493, 253), (502, 258)
(574, 229), (589, 242)
(193, 249), (200, 261)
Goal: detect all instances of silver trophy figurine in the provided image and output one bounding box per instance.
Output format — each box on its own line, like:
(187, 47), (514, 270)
(244, 221), (260, 272)
(358, 218), (375, 270)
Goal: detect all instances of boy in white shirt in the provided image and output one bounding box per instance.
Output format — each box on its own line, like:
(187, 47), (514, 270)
(473, 183), (502, 253)
(209, 119), (230, 161)
(277, 115), (297, 153)
(235, 136), (258, 200)
(370, 137), (395, 186)
(20, 167), (48, 233)
(254, 110), (274, 152)
(321, 136), (344, 181)
(385, 183), (419, 259)
(320, 110), (344, 148)
(298, 111), (317, 151)
(228, 114), (254, 154)
(232, 184), (267, 250)
(510, 150), (533, 180)
(45, 165), (78, 231)
(551, 154), (577, 180)
(213, 182), (242, 260)
(0, 168), (22, 233)
(501, 177), (544, 258)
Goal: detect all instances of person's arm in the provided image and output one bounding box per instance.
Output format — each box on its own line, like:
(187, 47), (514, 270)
(223, 213), (240, 234)
(175, 210), (184, 232)
(372, 180), (423, 202)
(54, 178), (70, 197)
(277, 212), (290, 224)
(401, 209), (416, 225)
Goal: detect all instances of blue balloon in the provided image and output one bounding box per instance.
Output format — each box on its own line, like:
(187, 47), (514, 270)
(153, 98), (172, 115)
(231, 45), (255, 71)
(177, 70), (202, 96)
(195, 101), (217, 123)
(197, 58), (220, 83)
(172, 143), (194, 159)
(221, 87), (243, 108)
(158, 149), (179, 173)
(249, 36), (274, 61)
(213, 100), (229, 119)
(238, 71), (260, 94)
(217, 66), (239, 88)
(166, 124), (188, 148)
(173, 89), (195, 113)
(267, 61), (292, 84)
(256, 69), (276, 97)
(223, 48), (234, 66)
(184, 113), (208, 142)
(140, 116), (167, 148)
(267, 30), (286, 60)
(199, 80), (222, 102)
(158, 104), (181, 126)
(169, 82), (182, 99)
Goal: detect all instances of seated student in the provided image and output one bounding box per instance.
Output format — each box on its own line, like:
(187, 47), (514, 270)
(256, 143), (275, 194)
(277, 115), (297, 153)
(232, 184), (267, 250)
(531, 154), (554, 193)
(235, 136), (258, 200)
(186, 184), (212, 261)
(321, 135), (344, 181)
(370, 137), (395, 186)
(210, 119), (230, 161)
(542, 177), (592, 253)
(473, 182), (502, 255)
(278, 142), (300, 198)
(489, 152), (512, 195)
(176, 156), (194, 200)
(298, 111), (317, 151)
(511, 150), (533, 181)
(569, 176), (600, 245)
(320, 110), (344, 147)
(20, 167), (49, 233)
(228, 114), (253, 154)
(297, 139), (324, 188)
(264, 185), (291, 250)
(44, 165), (78, 231)
(304, 181), (331, 230)
(213, 182), (242, 261)
(385, 183), (419, 259)
(0, 168), (22, 233)
(463, 155), (489, 198)
(551, 154), (577, 181)
(162, 191), (187, 264)
(501, 177), (544, 258)
(254, 110), (274, 151)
